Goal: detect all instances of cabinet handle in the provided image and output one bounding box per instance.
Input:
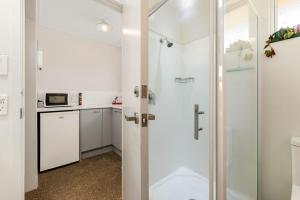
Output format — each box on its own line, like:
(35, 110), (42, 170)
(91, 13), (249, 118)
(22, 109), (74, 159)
(59, 116), (64, 119)
(93, 111), (100, 114)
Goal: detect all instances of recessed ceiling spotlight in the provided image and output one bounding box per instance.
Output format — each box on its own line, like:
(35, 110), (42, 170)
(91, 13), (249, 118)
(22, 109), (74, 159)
(97, 20), (112, 32)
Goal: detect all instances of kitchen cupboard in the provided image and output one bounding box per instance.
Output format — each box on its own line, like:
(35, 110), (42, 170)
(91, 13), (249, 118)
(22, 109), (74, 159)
(80, 108), (122, 153)
(80, 109), (102, 152)
(102, 108), (112, 147)
(112, 108), (122, 151)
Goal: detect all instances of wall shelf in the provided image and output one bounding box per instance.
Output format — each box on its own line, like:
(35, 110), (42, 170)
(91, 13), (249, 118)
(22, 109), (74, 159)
(226, 66), (254, 72)
(174, 77), (195, 83)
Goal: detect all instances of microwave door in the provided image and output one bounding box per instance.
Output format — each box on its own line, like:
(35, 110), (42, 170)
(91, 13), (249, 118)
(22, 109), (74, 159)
(45, 93), (69, 107)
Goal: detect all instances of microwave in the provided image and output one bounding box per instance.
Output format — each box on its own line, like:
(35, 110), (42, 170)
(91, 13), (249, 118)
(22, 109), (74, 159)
(45, 93), (71, 107)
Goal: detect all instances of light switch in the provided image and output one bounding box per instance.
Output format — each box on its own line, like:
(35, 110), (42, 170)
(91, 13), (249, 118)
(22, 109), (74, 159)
(0, 55), (8, 75)
(0, 95), (8, 115)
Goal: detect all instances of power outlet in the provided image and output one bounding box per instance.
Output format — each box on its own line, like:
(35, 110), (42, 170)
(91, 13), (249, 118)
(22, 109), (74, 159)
(0, 95), (8, 115)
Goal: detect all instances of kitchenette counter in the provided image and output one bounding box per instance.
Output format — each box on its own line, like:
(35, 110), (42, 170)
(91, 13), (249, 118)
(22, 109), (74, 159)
(37, 104), (122, 113)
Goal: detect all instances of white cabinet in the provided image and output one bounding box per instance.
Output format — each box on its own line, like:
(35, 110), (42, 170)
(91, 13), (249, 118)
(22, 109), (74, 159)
(102, 109), (112, 147)
(112, 108), (122, 151)
(80, 109), (102, 152)
(40, 111), (79, 171)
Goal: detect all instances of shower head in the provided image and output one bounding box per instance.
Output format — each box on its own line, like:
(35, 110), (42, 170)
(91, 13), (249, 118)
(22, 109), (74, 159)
(160, 38), (174, 48)
(167, 42), (173, 48)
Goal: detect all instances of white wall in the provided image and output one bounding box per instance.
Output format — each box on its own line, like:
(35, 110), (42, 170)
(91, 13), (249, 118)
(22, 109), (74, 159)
(148, 32), (185, 184)
(148, 31), (210, 184)
(24, 23), (122, 193)
(181, 38), (209, 177)
(253, 0), (300, 199)
(0, 0), (24, 199)
(148, 0), (210, 186)
(261, 37), (300, 200)
(37, 25), (121, 92)
(38, 0), (122, 47)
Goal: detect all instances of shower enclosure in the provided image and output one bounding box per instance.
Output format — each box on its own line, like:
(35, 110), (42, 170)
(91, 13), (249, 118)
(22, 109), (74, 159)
(148, 0), (259, 199)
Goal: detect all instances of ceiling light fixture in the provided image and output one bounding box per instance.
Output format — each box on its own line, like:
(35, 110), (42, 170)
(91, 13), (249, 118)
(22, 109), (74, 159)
(97, 20), (112, 32)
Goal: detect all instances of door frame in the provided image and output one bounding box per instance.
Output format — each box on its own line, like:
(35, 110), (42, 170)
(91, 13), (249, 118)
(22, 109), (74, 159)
(145, 0), (219, 199)
(2, 0), (26, 199)
(21, 0), (26, 198)
(20, 0), (221, 199)
(210, 0), (218, 200)
(215, 0), (226, 199)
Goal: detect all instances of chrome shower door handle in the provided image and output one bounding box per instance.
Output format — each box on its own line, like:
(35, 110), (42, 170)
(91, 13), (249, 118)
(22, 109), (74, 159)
(194, 104), (205, 140)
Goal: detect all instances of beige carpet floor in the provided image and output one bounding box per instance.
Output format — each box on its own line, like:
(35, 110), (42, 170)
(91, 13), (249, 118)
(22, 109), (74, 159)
(26, 152), (122, 200)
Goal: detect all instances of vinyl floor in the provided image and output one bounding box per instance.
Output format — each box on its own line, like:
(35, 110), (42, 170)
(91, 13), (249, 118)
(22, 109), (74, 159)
(25, 152), (122, 200)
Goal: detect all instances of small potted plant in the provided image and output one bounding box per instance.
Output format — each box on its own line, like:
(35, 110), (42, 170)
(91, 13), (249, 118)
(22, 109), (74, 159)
(264, 25), (300, 58)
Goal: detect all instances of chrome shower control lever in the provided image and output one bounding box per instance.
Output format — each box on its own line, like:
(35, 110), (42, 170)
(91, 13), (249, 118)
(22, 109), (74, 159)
(194, 104), (205, 140)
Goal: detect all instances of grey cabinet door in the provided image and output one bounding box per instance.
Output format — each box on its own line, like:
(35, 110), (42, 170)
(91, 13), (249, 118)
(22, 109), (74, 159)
(102, 108), (112, 147)
(112, 109), (122, 151)
(80, 109), (102, 152)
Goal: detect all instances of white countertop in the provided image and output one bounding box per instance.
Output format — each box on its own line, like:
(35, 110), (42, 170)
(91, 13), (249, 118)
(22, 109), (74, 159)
(37, 104), (122, 113)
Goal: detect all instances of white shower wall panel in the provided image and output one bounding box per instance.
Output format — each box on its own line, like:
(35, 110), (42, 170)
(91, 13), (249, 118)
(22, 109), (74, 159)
(181, 37), (210, 178)
(149, 34), (210, 185)
(149, 32), (185, 185)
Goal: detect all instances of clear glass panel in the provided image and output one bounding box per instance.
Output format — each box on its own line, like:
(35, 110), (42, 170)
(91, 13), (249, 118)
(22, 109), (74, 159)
(148, 0), (211, 199)
(277, 0), (300, 29)
(224, 0), (258, 199)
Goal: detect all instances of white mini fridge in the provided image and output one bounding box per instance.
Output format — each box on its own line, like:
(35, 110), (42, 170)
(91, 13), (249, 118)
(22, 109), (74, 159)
(40, 111), (79, 171)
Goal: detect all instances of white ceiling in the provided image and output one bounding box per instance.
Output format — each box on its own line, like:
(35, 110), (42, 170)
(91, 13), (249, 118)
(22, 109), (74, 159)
(38, 0), (123, 47)
(149, 0), (162, 9)
(149, 0), (210, 44)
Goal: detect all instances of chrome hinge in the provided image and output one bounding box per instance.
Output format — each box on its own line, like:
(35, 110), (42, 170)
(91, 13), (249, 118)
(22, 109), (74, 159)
(134, 85), (148, 99)
(141, 85), (148, 99)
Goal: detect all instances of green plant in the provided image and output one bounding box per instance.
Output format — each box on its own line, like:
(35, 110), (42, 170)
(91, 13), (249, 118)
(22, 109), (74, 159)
(264, 25), (300, 58)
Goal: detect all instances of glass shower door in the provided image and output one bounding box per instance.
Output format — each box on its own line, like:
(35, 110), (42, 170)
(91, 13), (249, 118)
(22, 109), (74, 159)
(148, 0), (212, 199)
(223, 0), (258, 199)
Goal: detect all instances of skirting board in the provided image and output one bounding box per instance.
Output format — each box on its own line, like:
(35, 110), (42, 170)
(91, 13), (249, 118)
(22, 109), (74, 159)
(81, 145), (122, 159)
(113, 147), (122, 157)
